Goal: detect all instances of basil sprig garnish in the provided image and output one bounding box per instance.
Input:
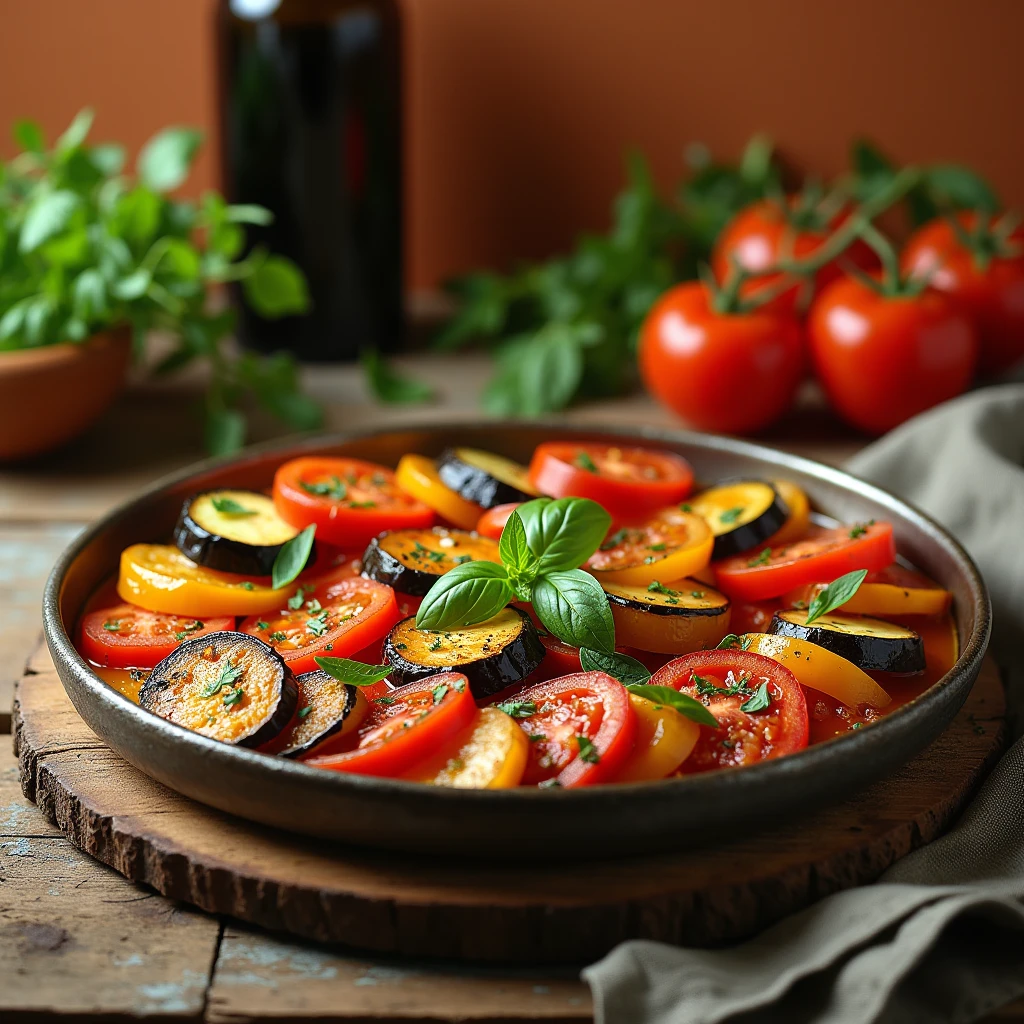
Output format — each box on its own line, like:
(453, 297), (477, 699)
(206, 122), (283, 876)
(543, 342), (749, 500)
(315, 656), (394, 687)
(579, 648), (651, 687)
(416, 497), (615, 654)
(272, 524), (316, 590)
(624, 684), (719, 728)
(805, 569), (868, 625)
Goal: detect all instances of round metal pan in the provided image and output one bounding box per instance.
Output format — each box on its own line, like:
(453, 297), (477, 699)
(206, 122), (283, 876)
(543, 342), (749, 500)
(42, 422), (991, 860)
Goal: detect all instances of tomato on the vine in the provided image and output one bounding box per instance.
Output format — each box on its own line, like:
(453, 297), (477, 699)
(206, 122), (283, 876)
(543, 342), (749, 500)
(638, 281), (803, 435)
(902, 212), (1024, 376)
(807, 274), (977, 434)
(712, 197), (877, 315)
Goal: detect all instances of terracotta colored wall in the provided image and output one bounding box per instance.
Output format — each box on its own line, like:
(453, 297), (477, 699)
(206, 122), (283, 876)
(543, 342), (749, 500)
(2, 0), (1022, 289)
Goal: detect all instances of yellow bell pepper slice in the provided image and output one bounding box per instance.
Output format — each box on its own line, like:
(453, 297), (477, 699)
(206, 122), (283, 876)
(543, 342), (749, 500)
(766, 479), (811, 546)
(409, 707), (529, 788)
(614, 694), (700, 782)
(395, 454), (482, 530)
(117, 543), (299, 617)
(742, 632), (892, 708)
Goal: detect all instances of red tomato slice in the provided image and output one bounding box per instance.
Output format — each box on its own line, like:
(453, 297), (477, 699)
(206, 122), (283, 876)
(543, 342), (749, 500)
(528, 443), (694, 524)
(79, 605), (235, 669)
(713, 522), (896, 601)
(531, 631), (584, 681)
(305, 673), (476, 776)
(476, 502), (522, 540)
(273, 456), (435, 549)
(239, 576), (400, 675)
(652, 649), (808, 772)
(513, 671), (637, 787)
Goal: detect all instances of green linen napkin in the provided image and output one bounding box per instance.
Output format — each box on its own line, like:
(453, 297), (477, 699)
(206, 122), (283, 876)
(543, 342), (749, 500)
(584, 385), (1024, 1024)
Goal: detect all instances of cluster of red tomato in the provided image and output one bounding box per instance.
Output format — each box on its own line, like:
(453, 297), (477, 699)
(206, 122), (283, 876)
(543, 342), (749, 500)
(640, 202), (1024, 436)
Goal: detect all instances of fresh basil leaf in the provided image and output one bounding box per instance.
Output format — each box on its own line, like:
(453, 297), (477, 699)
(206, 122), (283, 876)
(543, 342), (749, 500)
(19, 191), (80, 253)
(531, 570), (614, 653)
(204, 407), (246, 456)
(494, 699), (537, 719)
(314, 656), (393, 687)
(579, 648), (651, 687)
(924, 165), (999, 213)
(14, 119), (45, 153)
(416, 561), (512, 631)
(739, 681), (772, 714)
(517, 497), (612, 574)
(243, 254), (309, 318)
(211, 496), (255, 516)
(137, 127), (203, 192)
(805, 569), (868, 625)
(272, 524), (316, 590)
(498, 508), (539, 584)
(716, 633), (751, 651)
(361, 347), (433, 404)
(626, 684), (719, 728)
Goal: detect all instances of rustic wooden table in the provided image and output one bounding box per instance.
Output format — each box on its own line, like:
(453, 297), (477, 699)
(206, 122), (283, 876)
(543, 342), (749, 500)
(1, 355), (1018, 1022)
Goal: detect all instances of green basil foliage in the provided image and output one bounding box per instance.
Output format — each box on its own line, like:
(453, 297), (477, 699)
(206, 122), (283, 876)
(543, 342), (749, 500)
(416, 495), (616, 654)
(0, 109), (320, 454)
(579, 648), (651, 687)
(625, 684), (720, 728)
(272, 524), (316, 590)
(805, 569), (868, 625)
(314, 656), (394, 687)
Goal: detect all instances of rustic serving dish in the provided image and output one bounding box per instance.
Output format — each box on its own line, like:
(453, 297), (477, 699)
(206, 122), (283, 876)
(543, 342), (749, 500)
(41, 423), (991, 859)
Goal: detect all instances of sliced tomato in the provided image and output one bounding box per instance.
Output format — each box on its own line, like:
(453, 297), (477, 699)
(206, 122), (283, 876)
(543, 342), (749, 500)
(784, 562), (951, 618)
(513, 671), (637, 787)
(394, 454), (482, 529)
(528, 443), (694, 524)
(713, 521), (896, 601)
(476, 502), (522, 540)
(305, 672), (477, 776)
(652, 649), (809, 773)
(239, 576), (400, 675)
(728, 599), (782, 635)
(79, 605), (235, 669)
(273, 456), (435, 549)
(532, 630), (584, 680)
(586, 508), (713, 586)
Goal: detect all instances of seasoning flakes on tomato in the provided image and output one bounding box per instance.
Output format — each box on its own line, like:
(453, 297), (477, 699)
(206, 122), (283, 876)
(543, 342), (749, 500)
(528, 442), (694, 523)
(274, 456), (435, 548)
(713, 521), (896, 602)
(586, 508), (713, 586)
(79, 604), (234, 669)
(511, 671), (637, 788)
(652, 649), (809, 773)
(240, 576), (400, 676)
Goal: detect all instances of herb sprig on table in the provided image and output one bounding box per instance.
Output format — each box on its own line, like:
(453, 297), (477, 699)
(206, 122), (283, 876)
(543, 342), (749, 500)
(0, 109), (321, 454)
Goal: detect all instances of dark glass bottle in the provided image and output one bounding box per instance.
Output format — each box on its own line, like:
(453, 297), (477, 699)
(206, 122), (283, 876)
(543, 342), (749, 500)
(217, 0), (403, 361)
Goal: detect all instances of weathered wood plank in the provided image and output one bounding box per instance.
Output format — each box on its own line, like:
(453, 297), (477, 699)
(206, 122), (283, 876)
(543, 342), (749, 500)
(0, 747), (220, 1021)
(0, 522), (84, 732)
(206, 927), (591, 1023)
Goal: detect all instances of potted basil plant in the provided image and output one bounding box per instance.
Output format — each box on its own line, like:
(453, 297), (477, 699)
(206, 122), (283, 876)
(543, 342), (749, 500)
(0, 108), (320, 461)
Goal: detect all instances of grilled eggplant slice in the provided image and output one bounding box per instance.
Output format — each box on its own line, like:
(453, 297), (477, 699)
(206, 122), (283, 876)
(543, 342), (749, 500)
(436, 448), (537, 509)
(282, 669), (371, 759)
(140, 631), (298, 748)
(174, 490), (312, 577)
(362, 527), (500, 597)
(769, 610), (925, 673)
(689, 481), (789, 559)
(604, 578), (731, 654)
(383, 607), (544, 698)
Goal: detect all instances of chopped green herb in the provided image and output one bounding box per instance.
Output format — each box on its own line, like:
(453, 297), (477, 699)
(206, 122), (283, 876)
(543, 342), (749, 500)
(852, 721), (863, 730)
(222, 687), (244, 706)
(427, 550), (446, 563)
(739, 681), (772, 713)
(647, 580), (680, 597)
(600, 528), (630, 551)
(721, 738), (735, 749)
(255, 620), (269, 631)
(432, 683), (449, 705)
(538, 778), (562, 789)
(102, 620), (121, 632)
(305, 598), (322, 614)
(348, 501), (377, 509)
(376, 696), (397, 706)
(211, 496), (256, 516)
(200, 660), (243, 698)
(453, 554), (473, 564)
(306, 611), (329, 637)
(495, 699), (537, 719)
(575, 452), (599, 473)
(747, 547), (772, 567)
(287, 586), (309, 611)
(268, 631), (288, 642)
(691, 590), (706, 599)
(527, 734), (544, 743)
(719, 506), (745, 525)
(452, 679), (467, 693)
(643, 555), (658, 565)
(298, 705), (312, 719)
(848, 519), (875, 540)
(576, 734), (601, 764)
(238, 581), (255, 591)
(300, 476), (347, 501)
(680, 503), (692, 513)
(395, 642), (408, 651)
(428, 635), (443, 651)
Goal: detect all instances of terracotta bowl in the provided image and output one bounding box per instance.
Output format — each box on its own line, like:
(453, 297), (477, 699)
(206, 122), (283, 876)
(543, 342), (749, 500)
(0, 327), (132, 461)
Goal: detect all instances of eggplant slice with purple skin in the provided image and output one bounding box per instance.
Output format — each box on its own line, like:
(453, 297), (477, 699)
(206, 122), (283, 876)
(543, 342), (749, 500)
(282, 669), (371, 759)
(140, 631), (298, 749)
(436, 448), (537, 509)
(769, 610), (926, 674)
(174, 489), (314, 577)
(688, 480), (789, 559)
(383, 607), (544, 698)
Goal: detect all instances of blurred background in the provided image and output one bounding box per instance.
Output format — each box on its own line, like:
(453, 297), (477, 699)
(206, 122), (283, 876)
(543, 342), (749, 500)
(1, 0), (1022, 466)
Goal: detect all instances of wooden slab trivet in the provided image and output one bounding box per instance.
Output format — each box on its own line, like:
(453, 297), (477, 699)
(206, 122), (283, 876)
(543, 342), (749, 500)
(13, 650), (1006, 965)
